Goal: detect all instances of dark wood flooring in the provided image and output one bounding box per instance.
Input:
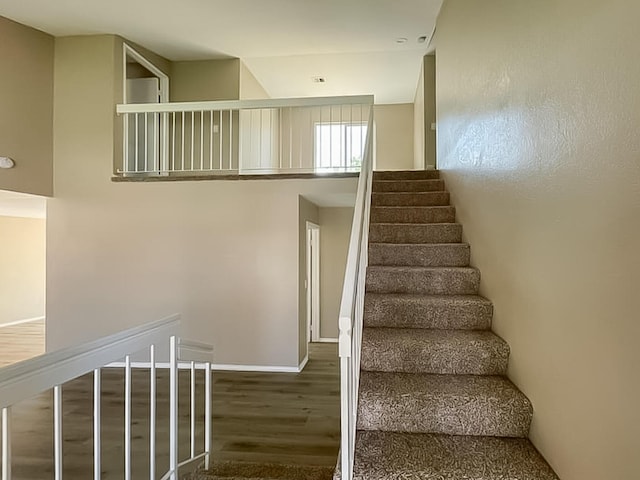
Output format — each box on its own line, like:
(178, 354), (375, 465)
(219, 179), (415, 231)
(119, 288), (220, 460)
(0, 343), (339, 479)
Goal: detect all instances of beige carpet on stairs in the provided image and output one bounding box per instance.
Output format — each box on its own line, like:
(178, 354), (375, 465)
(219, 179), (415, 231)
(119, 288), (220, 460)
(336, 170), (559, 480)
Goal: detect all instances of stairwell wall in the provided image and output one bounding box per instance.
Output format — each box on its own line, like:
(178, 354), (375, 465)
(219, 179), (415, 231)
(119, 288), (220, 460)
(435, 1), (640, 479)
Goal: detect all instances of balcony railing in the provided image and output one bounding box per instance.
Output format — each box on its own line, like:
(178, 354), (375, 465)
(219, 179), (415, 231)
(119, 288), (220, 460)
(115, 95), (373, 177)
(0, 315), (214, 480)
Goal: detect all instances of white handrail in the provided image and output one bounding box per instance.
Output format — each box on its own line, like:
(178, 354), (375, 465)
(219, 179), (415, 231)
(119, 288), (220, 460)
(0, 314), (179, 409)
(337, 108), (375, 480)
(0, 315), (215, 480)
(116, 94), (374, 114)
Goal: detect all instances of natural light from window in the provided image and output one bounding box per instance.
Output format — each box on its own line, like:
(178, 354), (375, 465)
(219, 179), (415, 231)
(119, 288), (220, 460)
(314, 122), (367, 172)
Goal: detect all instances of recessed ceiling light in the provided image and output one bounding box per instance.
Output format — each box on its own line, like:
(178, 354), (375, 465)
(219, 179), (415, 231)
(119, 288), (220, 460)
(418, 35), (428, 44)
(312, 76), (326, 83)
(395, 37), (408, 44)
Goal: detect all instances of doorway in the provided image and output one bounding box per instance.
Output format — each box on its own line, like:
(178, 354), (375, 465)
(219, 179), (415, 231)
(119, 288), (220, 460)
(306, 222), (320, 343)
(123, 44), (169, 174)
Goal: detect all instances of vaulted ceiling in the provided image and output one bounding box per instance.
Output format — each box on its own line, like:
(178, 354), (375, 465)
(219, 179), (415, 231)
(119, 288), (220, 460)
(0, 0), (442, 103)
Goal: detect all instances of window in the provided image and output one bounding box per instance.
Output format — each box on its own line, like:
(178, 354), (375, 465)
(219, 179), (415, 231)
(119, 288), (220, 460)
(314, 122), (367, 172)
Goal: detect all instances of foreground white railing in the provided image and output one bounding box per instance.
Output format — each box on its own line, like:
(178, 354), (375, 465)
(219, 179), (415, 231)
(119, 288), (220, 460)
(0, 315), (214, 480)
(337, 108), (374, 480)
(115, 95), (373, 176)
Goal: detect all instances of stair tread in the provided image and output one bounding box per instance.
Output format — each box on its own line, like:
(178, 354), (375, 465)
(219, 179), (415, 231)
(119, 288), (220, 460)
(361, 328), (509, 375)
(357, 371), (532, 437)
(346, 431), (558, 480)
(368, 265), (479, 272)
(370, 222), (460, 226)
(369, 241), (469, 246)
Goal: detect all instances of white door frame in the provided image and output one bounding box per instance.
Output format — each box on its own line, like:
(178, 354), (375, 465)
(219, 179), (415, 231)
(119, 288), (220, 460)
(306, 222), (321, 343)
(123, 43), (169, 103)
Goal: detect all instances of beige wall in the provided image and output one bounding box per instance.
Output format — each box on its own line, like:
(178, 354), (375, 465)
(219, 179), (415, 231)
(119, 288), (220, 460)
(240, 61), (270, 99)
(374, 104), (414, 170)
(298, 197), (319, 362)
(413, 62), (425, 169)
(0, 216), (46, 325)
(436, 1), (640, 479)
(0, 16), (54, 197)
(171, 59), (240, 102)
(423, 56), (436, 169)
(49, 35), (357, 368)
(318, 207), (353, 339)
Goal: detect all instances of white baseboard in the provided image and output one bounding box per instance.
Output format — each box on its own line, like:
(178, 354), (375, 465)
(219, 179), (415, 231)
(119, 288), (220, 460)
(315, 337), (338, 343)
(106, 359), (309, 373)
(0, 316), (45, 328)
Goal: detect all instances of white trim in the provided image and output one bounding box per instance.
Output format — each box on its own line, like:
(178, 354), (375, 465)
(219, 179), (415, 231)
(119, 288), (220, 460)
(298, 354), (309, 372)
(123, 43), (169, 103)
(0, 317), (45, 328)
(116, 95), (375, 114)
(107, 360), (310, 374)
(306, 221), (321, 343)
(316, 338), (339, 343)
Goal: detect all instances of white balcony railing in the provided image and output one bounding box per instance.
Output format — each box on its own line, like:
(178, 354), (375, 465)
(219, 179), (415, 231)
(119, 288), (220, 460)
(115, 95), (373, 176)
(0, 315), (214, 480)
(337, 108), (374, 480)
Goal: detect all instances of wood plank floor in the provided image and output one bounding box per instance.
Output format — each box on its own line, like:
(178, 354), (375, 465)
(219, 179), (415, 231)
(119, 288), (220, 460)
(0, 343), (339, 478)
(0, 320), (45, 367)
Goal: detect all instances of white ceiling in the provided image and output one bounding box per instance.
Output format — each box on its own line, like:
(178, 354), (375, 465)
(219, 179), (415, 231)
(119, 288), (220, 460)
(0, 0), (442, 103)
(0, 190), (47, 219)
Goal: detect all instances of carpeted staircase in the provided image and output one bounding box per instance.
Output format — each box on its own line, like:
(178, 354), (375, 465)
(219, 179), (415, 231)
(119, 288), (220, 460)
(345, 170), (559, 479)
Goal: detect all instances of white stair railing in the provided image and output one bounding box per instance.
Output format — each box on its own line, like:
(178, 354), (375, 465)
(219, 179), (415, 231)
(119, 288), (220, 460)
(337, 108), (374, 480)
(115, 95), (373, 176)
(0, 314), (214, 480)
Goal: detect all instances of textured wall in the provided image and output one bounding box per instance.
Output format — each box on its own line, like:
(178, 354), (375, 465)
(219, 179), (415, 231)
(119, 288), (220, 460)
(0, 16), (53, 196)
(318, 207), (353, 339)
(436, 1), (640, 478)
(374, 104), (414, 170)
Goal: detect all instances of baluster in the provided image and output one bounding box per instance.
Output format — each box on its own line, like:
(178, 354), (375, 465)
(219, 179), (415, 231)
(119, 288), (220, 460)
(190, 112), (195, 171)
(219, 111), (224, 171)
(149, 345), (156, 480)
(169, 337), (178, 480)
(190, 361), (196, 459)
(204, 362), (212, 469)
(2, 407), (11, 480)
(210, 111), (214, 171)
(135, 114), (139, 172)
(54, 385), (63, 480)
(181, 112), (186, 172)
(94, 369), (101, 480)
(144, 113), (149, 172)
(124, 355), (131, 480)
(172, 112), (176, 172)
(229, 110), (234, 170)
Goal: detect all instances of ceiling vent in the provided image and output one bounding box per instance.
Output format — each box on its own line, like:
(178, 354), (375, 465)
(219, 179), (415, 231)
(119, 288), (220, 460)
(312, 76), (326, 83)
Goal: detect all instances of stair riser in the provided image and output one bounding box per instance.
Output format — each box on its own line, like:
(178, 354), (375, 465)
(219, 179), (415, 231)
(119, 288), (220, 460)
(369, 244), (470, 267)
(372, 180), (445, 193)
(366, 269), (480, 295)
(374, 171), (440, 180)
(364, 296), (493, 330)
(369, 224), (462, 244)
(361, 335), (509, 375)
(370, 207), (455, 224)
(372, 192), (450, 207)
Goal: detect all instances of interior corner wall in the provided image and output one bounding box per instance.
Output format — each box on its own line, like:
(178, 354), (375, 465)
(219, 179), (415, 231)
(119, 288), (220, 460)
(0, 216), (46, 325)
(436, 1), (640, 479)
(171, 59), (240, 101)
(298, 197), (319, 362)
(413, 62), (425, 169)
(240, 61), (270, 99)
(374, 104), (414, 170)
(318, 207), (353, 340)
(423, 55), (436, 169)
(0, 16), (54, 197)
